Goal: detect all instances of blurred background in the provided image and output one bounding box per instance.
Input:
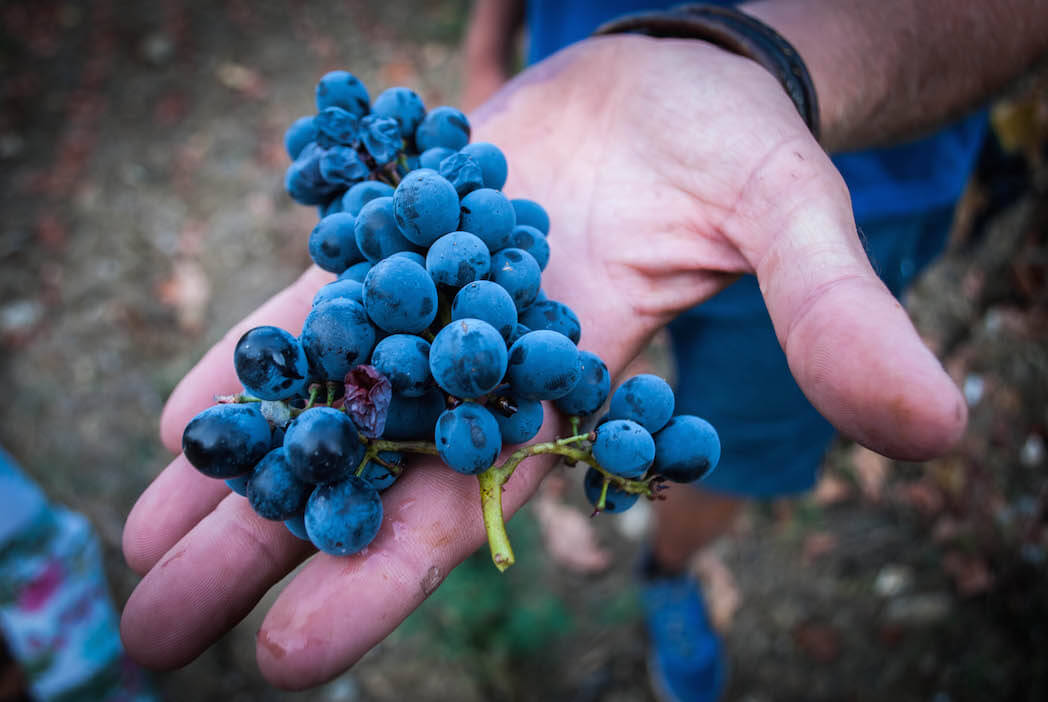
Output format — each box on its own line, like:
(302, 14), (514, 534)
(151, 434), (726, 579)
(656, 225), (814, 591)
(0, 1), (1046, 700)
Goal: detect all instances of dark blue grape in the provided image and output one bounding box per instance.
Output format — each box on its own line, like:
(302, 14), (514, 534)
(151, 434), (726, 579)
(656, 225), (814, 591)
(553, 351), (610, 416)
(342, 180), (394, 216)
(300, 299), (376, 381)
(285, 115), (316, 159)
(505, 323), (530, 347)
(182, 404), (271, 479)
(398, 154), (420, 175)
(371, 87), (426, 140)
(284, 407), (364, 484)
(435, 403), (502, 475)
(438, 153), (484, 197)
(460, 142), (507, 190)
(247, 447), (312, 520)
(314, 106), (360, 148)
(508, 225), (550, 270)
(286, 143), (341, 205)
(309, 213), (363, 273)
(652, 415), (721, 483)
(491, 392), (543, 444)
(226, 473), (250, 496)
(354, 196), (421, 263)
(285, 512), (310, 541)
(505, 330), (581, 400)
(592, 419), (655, 479)
(382, 387), (446, 440)
(419, 146), (456, 170)
(389, 250), (426, 267)
(362, 256), (438, 334)
(607, 374), (675, 433)
(583, 467), (639, 513)
(339, 260), (372, 282)
(519, 300), (581, 344)
(359, 114), (401, 165)
(358, 451), (403, 491)
(392, 169), (460, 247)
(415, 106), (470, 151)
(319, 146), (369, 187)
(426, 231), (491, 288)
(510, 198), (550, 235)
(234, 326), (311, 400)
(305, 475), (382, 555)
(489, 248), (541, 311)
(313, 278), (364, 307)
(370, 334), (431, 397)
(452, 280), (517, 339)
(430, 318), (508, 398)
(320, 193), (346, 218)
(316, 70), (370, 117)
(460, 188), (516, 251)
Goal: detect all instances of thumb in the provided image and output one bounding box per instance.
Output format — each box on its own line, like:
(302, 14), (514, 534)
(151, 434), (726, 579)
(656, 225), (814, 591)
(741, 143), (966, 460)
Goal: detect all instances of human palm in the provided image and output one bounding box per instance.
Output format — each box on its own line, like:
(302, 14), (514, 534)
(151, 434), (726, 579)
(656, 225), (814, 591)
(122, 36), (964, 688)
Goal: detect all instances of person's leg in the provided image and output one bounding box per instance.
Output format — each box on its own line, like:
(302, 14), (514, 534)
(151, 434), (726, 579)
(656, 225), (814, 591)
(651, 489), (743, 574)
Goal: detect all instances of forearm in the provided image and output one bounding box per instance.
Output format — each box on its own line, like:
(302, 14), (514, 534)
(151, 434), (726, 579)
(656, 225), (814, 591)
(463, 0), (525, 109)
(742, 0), (1048, 151)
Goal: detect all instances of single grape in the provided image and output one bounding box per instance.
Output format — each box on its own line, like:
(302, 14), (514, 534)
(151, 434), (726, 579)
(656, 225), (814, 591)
(553, 350), (610, 416)
(226, 473), (251, 497)
(519, 299), (581, 344)
(491, 391), (544, 444)
(607, 374), (675, 433)
(392, 169), (460, 247)
(182, 404), (271, 479)
(371, 86), (426, 140)
(460, 142), (508, 190)
(451, 280), (517, 340)
(342, 180), (394, 216)
(505, 330), (581, 400)
(320, 193), (345, 218)
(489, 248), (541, 310)
(316, 70), (370, 116)
(354, 196), (421, 263)
(247, 447), (312, 521)
(426, 231), (491, 288)
(305, 475), (382, 556)
(285, 512), (310, 541)
(592, 419), (655, 479)
(430, 318), (508, 398)
(234, 326), (311, 400)
(313, 278), (364, 307)
(339, 260), (372, 282)
(419, 146), (456, 170)
(652, 415), (721, 483)
(505, 323), (530, 347)
(362, 256), (438, 334)
(583, 467), (639, 513)
(284, 407), (364, 484)
(319, 145), (369, 187)
(309, 212), (363, 273)
(415, 106), (470, 151)
(382, 387), (446, 440)
(285, 143), (340, 205)
(313, 106), (360, 148)
(300, 298), (376, 381)
(510, 198), (550, 235)
(389, 250), (426, 267)
(508, 224), (550, 270)
(437, 152), (484, 197)
(370, 334), (431, 397)
(435, 403), (502, 474)
(358, 451), (403, 491)
(459, 188), (516, 251)
(285, 115), (316, 160)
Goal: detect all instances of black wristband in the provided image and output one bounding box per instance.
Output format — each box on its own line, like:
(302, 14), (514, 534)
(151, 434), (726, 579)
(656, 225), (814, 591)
(594, 3), (820, 141)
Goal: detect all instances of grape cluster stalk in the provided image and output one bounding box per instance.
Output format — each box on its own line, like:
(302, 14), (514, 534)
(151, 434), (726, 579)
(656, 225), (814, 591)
(180, 71), (722, 571)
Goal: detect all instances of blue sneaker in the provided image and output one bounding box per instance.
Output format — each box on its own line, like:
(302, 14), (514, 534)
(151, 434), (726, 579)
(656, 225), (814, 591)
(642, 572), (726, 702)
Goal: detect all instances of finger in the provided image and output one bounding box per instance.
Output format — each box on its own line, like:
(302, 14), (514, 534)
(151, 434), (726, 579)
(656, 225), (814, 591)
(120, 492), (315, 670)
(123, 454), (233, 575)
(741, 140), (966, 459)
(254, 428), (561, 690)
(160, 266), (333, 453)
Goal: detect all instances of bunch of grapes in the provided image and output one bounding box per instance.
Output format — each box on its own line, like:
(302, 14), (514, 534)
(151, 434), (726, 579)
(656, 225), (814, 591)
(180, 71), (721, 570)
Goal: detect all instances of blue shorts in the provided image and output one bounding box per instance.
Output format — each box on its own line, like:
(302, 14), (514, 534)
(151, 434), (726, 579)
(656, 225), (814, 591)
(670, 206), (955, 497)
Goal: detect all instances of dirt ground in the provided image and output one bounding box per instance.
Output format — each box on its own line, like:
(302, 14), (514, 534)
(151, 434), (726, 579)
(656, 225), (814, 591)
(1, 2), (1046, 701)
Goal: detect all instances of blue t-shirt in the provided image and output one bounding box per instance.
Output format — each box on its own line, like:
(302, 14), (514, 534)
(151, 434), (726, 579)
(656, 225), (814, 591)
(526, 0), (987, 222)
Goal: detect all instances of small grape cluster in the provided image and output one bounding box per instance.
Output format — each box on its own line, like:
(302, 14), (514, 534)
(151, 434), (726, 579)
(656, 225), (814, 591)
(180, 71), (721, 570)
